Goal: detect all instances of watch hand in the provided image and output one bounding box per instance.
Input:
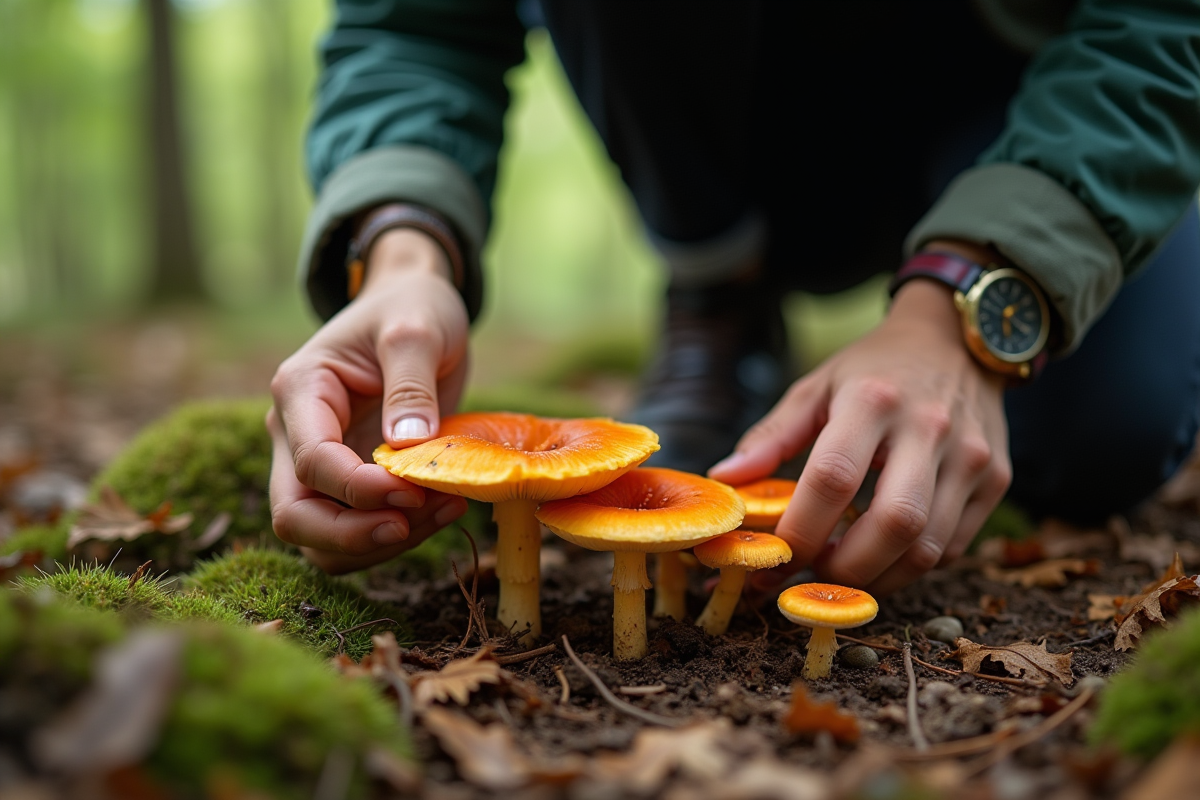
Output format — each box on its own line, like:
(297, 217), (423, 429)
(1011, 317), (1033, 335)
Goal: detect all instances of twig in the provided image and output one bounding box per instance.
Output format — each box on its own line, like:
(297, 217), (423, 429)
(888, 728), (1018, 762)
(903, 644), (930, 752)
(560, 636), (684, 727)
(618, 683), (667, 696)
(452, 525), (485, 650)
(963, 686), (1096, 776)
(495, 643), (557, 665)
(554, 666), (571, 704)
(333, 618), (399, 655)
(836, 633), (1046, 689)
(1066, 629), (1115, 648)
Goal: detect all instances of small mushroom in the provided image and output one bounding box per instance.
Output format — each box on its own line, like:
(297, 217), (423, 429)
(537, 468), (745, 660)
(734, 478), (797, 531)
(376, 412), (658, 645)
(692, 531), (792, 635)
(652, 550), (697, 620)
(778, 583), (878, 680)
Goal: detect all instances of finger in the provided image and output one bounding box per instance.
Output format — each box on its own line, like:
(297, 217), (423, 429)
(772, 385), (895, 569)
(708, 379), (825, 484)
(272, 370), (420, 509)
(301, 494), (469, 575)
(864, 474), (969, 597)
(377, 319), (454, 446)
(939, 457), (1011, 566)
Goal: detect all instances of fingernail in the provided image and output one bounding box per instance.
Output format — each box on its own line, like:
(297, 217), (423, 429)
(392, 416), (431, 441)
(387, 490), (422, 508)
(372, 522), (407, 545)
(434, 498), (467, 529)
(709, 452), (748, 475)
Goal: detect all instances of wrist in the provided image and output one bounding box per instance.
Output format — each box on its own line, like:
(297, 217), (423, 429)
(347, 202), (465, 300)
(359, 228), (454, 295)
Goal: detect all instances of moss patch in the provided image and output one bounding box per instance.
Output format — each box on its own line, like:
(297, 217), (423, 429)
(1091, 606), (1200, 757)
(972, 500), (1035, 547)
(186, 548), (408, 659)
(0, 524), (70, 561)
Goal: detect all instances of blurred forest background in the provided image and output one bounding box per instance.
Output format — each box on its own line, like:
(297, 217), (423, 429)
(0, 0), (886, 425)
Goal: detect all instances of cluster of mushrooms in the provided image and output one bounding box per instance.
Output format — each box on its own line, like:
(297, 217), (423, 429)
(374, 412), (878, 677)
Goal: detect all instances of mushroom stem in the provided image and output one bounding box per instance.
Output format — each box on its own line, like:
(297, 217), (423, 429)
(493, 498), (541, 645)
(652, 551), (688, 620)
(611, 550), (652, 661)
(802, 626), (838, 680)
(695, 566), (746, 635)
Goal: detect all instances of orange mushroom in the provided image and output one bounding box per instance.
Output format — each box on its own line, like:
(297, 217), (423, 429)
(537, 467), (744, 660)
(734, 478), (796, 530)
(693, 531), (792, 635)
(651, 550), (697, 621)
(375, 412), (658, 645)
(777, 583), (878, 680)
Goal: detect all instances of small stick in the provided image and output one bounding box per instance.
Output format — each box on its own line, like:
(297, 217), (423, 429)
(560, 636), (684, 727)
(889, 728), (1018, 761)
(964, 686), (1095, 776)
(903, 644), (930, 752)
(836, 633), (1044, 688)
(495, 643), (557, 665)
(333, 618), (399, 655)
(618, 683), (667, 696)
(554, 666), (570, 704)
(1066, 629), (1115, 648)
(452, 525), (485, 649)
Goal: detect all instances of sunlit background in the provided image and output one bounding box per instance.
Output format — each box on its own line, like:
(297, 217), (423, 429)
(0, 0), (886, 449)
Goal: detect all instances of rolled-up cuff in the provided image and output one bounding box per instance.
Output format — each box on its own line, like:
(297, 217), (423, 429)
(647, 212), (767, 288)
(299, 145), (488, 322)
(905, 163), (1123, 353)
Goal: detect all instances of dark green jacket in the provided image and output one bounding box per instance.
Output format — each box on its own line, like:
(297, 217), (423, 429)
(301, 0), (1200, 351)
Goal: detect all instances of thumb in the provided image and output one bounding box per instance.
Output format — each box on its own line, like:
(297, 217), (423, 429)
(378, 328), (446, 447)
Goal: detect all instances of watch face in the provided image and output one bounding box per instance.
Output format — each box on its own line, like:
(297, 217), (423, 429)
(974, 272), (1047, 361)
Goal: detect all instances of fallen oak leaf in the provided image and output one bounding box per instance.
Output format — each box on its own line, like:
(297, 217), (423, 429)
(411, 648), (505, 711)
(947, 637), (1075, 687)
(1113, 553), (1200, 651)
(1087, 594), (1119, 622)
(67, 486), (192, 549)
(982, 558), (1099, 588)
(783, 683), (860, 744)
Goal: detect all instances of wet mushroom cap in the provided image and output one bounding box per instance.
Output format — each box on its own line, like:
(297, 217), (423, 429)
(536, 467), (745, 552)
(693, 530), (792, 571)
(373, 412), (659, 503)
(777, 583), (878, 629)
(734, 478), (797, 529)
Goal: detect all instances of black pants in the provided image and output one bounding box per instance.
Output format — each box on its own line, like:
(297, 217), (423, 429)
(539, 1), (1200, 521)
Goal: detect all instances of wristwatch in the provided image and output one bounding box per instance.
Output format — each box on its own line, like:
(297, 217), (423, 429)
(890, 251), (1051, 380)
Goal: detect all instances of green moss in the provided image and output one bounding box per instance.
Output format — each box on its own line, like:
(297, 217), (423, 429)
(972, 500), (1034, 547)
(0, 524), (69, 561)
(78, 397), (276, 570)
(0, 589), (409, 799)
(15, 562), (240, 626)
(1091, 606), (1200, 757)
(185, 548), (408, 659)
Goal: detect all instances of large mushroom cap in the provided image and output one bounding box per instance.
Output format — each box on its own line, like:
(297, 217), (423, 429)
(536, 467), (745, 553)
(777, 583), (878, 629)
(374, 412), (659, 503)
(734, 478), (797, 530)
(694, 530), (792, 571)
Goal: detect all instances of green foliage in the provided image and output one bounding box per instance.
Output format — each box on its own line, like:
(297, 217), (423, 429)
(15, 561), (240, 626)
(1091, 606), (1200, 757)
(0, 589), (408, 799)
(81, 397), (276, 570)
(461, 384), (603, 420)
(972, 500), (1034, 546)
(0, 523), (69, 561)
(186, 548), (408, 659)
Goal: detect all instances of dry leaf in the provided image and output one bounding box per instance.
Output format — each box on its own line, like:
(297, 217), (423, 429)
(411, 648), (504, 711)
(686, 756), (832, 800)
(67, 486), (192, 549)
(980, 594), (1007, 615)
(783, 684), (860, 744)
(422, 707), (582, 790)
(947, 637), (1075, 687)
(1088, 594), (1119, 622)
(590, 720), (738, 793)
(982, 558), (1099, 588)
(254, 619), (284, 634)
(1113, 553), (1200, 651)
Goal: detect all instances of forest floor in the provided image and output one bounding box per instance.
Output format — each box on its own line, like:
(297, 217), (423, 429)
(3, 318), (1200, 799)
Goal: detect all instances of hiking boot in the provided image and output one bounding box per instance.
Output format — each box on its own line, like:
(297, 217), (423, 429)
(627, 281), (793, 474)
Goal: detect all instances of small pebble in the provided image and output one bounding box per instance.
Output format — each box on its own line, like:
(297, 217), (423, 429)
(838, 644), (880, 669)
(917, 680), (957, 707)
(923, 615), (964, 643)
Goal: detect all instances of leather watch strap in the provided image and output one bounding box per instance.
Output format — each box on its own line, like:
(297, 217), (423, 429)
(346, 203), (465, 300)
(888, 251), (985, 297)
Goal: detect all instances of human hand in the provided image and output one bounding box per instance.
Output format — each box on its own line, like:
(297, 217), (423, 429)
(268, 228), (471, 574)
(709, 276), (1011, 596)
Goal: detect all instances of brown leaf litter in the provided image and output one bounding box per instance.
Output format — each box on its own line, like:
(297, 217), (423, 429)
(67, 485), (192, 549)
(946, 638), (1075, 687)
(1113, 552), (1200, 651)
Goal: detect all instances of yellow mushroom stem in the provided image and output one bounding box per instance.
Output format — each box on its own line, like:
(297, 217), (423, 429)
(652, 551), (688, 620)
(611, 550), (652, 661)
(694, 566), (746, 635)
(493, 498), (541, 646)
(802, 626), (839, 680)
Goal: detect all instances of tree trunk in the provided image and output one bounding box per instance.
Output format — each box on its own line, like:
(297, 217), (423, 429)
(145, 0), (204, 303)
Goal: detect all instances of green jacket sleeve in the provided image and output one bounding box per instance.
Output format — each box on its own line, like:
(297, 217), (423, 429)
(300, 0), (527, 321)
(908, 0), (1200, 351)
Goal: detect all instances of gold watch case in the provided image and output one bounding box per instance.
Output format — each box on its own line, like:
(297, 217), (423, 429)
(953, 266), (1050, 379)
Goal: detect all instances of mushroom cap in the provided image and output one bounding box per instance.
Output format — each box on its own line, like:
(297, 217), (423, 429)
(777, 583), (878, 629)
(373, 412), (659, 503)
(536, 467), (745, 553)
(734, 478), (797, 529)
(693, 530), (793, 571)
